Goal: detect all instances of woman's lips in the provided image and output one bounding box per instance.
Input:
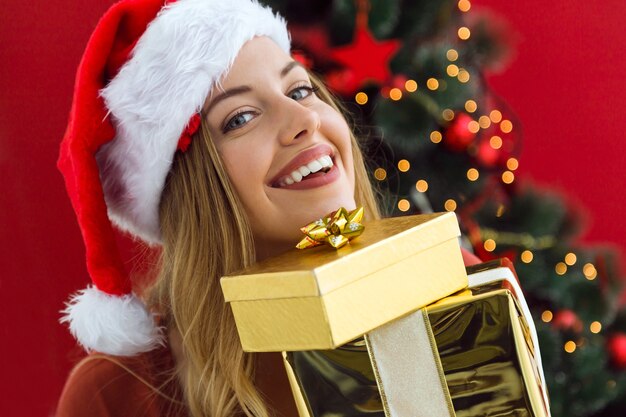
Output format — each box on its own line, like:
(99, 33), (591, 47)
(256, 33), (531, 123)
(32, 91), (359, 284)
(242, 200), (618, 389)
(274, 161), (339, 190)
(268, 144), (334, 186)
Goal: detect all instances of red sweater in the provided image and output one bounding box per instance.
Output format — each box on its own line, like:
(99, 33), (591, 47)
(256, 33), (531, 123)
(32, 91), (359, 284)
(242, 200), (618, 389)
(56, 345), (185, 417)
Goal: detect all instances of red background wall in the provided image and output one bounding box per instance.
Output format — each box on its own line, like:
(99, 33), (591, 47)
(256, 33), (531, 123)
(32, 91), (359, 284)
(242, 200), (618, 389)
(0, 1), (624, 415)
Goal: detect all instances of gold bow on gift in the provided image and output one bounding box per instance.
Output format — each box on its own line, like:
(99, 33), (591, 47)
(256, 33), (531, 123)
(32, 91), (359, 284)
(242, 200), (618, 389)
(296, 207), (365, 250)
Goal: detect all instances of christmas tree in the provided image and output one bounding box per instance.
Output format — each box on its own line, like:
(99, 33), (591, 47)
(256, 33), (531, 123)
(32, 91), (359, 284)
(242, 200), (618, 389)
(263, 0), (626, 416)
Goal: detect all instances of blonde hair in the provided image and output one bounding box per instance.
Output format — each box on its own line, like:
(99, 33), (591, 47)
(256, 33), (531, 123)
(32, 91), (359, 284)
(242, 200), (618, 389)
(149, 75), (381, 417)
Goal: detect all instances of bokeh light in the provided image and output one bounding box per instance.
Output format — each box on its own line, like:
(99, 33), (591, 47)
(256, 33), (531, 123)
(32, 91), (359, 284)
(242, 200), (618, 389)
(415, 180), (429, 192)
(355, 92), (368, 105)
(430, 131), (443, 143)
(484, 239), (496, 252)
(458, 27), (471, 40)
(389, 88), (403, 101)
(427, 78), (439, 90)
(465, 100), (477, 113)
(444, 199), (457, 212)
(398, 159), (410, 172)
(467, 168), (479, 181)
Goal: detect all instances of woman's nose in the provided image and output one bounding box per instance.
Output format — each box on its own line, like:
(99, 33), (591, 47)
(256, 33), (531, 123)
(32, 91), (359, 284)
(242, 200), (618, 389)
(277, 99), (321, 146)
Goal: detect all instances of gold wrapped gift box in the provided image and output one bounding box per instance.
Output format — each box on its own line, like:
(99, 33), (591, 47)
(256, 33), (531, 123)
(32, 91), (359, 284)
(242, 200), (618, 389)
(221, 214), (550, 416)
(221, 212), (468, 352)
(284, 261), (550, 417)
(422, 264), (548, 417)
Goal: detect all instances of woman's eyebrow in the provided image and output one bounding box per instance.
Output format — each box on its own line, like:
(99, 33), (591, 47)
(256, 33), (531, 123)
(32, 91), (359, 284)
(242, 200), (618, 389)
(204, 85), (252, 114)
(280, 60), (301, 77)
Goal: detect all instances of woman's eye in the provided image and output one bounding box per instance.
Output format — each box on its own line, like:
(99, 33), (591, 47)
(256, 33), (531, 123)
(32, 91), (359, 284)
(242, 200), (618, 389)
(223, 111), (256, 132)
(288, 85), (316, 101)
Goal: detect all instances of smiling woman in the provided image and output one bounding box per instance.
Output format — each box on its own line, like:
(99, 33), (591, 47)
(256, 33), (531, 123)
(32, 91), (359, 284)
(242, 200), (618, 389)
(55, 0), (380, 416)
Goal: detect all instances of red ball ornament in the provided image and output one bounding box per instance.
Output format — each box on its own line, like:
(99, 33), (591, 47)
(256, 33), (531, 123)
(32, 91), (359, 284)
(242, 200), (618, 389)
(475, 138), (501, 167)
(552, 310), (583, 333)
(443, 113), (476, 152)
(608, 333), (626, 369)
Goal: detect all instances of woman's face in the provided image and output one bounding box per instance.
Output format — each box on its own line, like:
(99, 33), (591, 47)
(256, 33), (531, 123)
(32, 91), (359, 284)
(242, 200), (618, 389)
(204, 37), (356, 257)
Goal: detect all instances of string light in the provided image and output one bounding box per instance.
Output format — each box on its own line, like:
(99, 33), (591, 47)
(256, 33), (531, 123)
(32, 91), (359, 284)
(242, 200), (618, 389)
(555, 262), (567, 275)
(483, 239), (496, 252)
(374, 168), (387, 181)
(446, 64), (460, 77)
(466, 168), (479, 181)
(608, 380), (616, 389)
(564, 341), (576, 353)
(468, 120), (480, 133)
(506, 157), (519, 171)
(496, 204), (505, 217)
(502, 171), (515, 184)
(583, 263), (597, 280)
(565, 252), (577, 266)
(389, 88), (403, 101)
(521, 250), (534, 263)
(501, 119), (513, 133)
(541, 310), (553, 322)
(426, 78), (439, 90)
(446, 49), (459, 61)
(464, 100), (477, 113)
(489, 110), (503, 123)
(397, 159), (410, 172)
(405, 79), (418, 92)
(430, 131), (443, 143)
(355, 92), (368, 105)
(442, 109), (455, 121)
(590, 321), (602, 334)
(457, 69), (470, 83)
(458, 27), (471, 40)
(478, 115), (491, 129)
(415, 180), (429, 192)
(398, 199), (410, 212)
(458, 0), (471, 12)
(480, 229), (556, 250)
(444, 199), (457, 212)
(490, 135), (503, 149)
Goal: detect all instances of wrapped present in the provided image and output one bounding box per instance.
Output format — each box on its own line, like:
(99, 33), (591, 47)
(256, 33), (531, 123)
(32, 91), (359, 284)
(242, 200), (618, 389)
(284, 259), (551, 417)
(221, 212), (468, 352)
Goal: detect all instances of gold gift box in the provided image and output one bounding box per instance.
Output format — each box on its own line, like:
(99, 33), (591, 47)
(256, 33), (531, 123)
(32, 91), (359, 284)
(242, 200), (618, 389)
(221, 212), (468, 352)
(423, 262), (549, 417)
(283, 260), (550, 417)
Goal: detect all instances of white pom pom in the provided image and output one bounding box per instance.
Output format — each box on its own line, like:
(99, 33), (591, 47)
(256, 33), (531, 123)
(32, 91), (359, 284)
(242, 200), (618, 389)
(60, 286), (164, 356)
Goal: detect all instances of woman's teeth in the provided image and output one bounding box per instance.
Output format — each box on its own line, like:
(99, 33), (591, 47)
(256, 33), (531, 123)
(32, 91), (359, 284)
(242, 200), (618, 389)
(279, 155), (333, 187)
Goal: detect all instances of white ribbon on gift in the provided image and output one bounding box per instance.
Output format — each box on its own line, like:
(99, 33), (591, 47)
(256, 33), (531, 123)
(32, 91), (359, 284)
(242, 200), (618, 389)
(366, 266), (551, 417)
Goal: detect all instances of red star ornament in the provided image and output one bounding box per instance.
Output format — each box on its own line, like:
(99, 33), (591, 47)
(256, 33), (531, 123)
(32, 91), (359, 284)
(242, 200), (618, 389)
(331, 27), (401, 90)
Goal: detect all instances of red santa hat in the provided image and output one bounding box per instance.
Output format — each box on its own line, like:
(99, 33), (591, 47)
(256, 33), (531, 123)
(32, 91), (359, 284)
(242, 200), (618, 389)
(58, 0), (290, 356)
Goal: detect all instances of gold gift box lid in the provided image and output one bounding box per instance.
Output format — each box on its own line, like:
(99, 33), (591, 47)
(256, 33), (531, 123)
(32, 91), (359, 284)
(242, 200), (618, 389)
(221, 212), (468, 352)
